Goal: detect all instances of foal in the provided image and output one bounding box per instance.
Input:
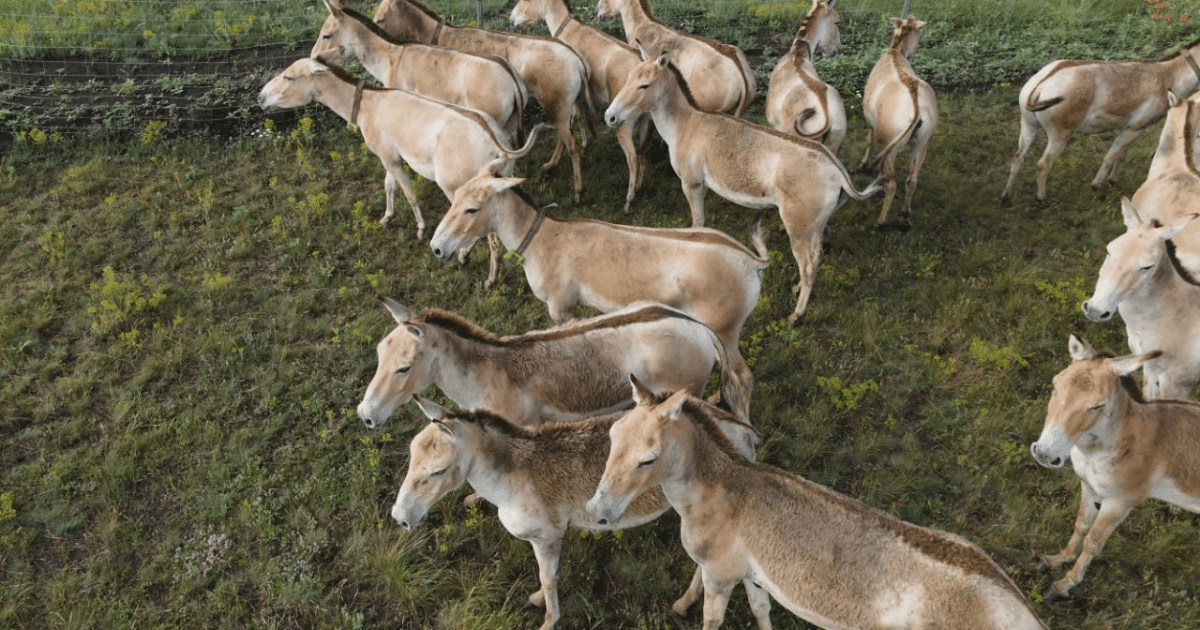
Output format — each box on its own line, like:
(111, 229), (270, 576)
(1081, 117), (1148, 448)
(394, 397), (761, 630)
(1031, 335), (1200, 599)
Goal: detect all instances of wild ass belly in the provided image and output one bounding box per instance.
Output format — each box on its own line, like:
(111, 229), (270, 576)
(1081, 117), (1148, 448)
(743, 555), (856, 630)
(1148, 475), (1200, 513)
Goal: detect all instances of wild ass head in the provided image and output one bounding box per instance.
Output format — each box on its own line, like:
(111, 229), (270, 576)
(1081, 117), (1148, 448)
(886, 15), (926, 60)
(392, 397), (472, 530)
(258, 58), (330, 112)
(586, 376), (685, 525)
(356, 296), (438, 428)
(605, 50), (690, 127)
(311, 0), (380, 64)
(429, 160), (519, 261)
(1082, 197), (1198, 321)
(795, 0), (841, 57)
(1030, 335), (1160, 469)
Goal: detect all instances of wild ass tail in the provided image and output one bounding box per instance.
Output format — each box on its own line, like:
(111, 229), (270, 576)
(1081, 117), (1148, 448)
(1026, 93), (1064, 113)
(502, 122), (553, 160)
(709, 327), (751, 423)
(793, 106), (831, 143)
(747, 209), (771, 268)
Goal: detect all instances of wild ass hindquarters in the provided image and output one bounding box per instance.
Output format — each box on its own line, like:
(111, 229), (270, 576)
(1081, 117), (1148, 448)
(860, 64), (937, 228)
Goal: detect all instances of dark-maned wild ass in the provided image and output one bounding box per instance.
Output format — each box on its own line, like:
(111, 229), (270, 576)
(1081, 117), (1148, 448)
(1001, 35), (1200, 203)
(859, 16), (938, 229)
(394, 397), (763, 630)
(1133, 90), (1200, 280)
(1031, 335), (1200, 600)
(372, 0), (593, 203)
(311, 0), (527, 146)
(605, 51), (882, 324)
(356, 298), (742, 429)
(595, 0), (755, 116)
(766, 0), (846, 154)
(257, 58), (547, 264)
(1081, 197), (1200, 400)
(586, 378), (1048, 630)
(428, 165), (765, 420)
(510, 0), (650, 213)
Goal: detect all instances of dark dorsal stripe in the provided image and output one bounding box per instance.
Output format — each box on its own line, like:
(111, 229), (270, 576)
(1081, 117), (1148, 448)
(342, 5), (409, 46)
(662, 60), (700, 109)
(413, 303), (698, 348)
(1167, 239), (1200, 286)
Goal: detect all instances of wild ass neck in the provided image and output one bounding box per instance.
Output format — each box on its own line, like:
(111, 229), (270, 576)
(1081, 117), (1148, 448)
(420, 327), (496, 411)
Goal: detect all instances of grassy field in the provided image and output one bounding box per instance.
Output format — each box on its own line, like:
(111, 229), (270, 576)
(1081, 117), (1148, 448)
(4, 1), (1200, 629)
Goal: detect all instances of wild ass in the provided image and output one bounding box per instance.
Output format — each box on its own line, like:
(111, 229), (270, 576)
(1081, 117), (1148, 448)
(311, 0), (527, 146)
(257, 58), (547, 273)
(1081, 197), (1200, 400)
(1001, 35), (1200, 203)
(510, 0), (650, 213)
(1132, 90), (1200, 280)
(1031, 335), (1200, 600)
(605, 51), (882, 324)
(355, 298), (742, 429)
(586, 378), (1048, 630)
(595, 0), (755, 116)
(765, 0), (846, 154)
(859, 16), (938, 229)
(394, 397), (762, 630)
(428, 164), (767, 420)
(372, 0), (593, 203)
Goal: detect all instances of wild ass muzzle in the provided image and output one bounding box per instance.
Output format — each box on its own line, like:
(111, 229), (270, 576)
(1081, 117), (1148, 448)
(595, 0), (755, 116)
(1031, 335), (1200, 600)
(859, 16), (938, 229)
(510, 0), (651, 213)
(356, 298), (740, 429)
(429, 166), (765, 420)
(766, 0), (846, 154)
(372, 0), (594, 203)
(311, 0), (527, 146)
(605, 50), (882, 324)
(257, 58), (548, 272)
(1132, 90), (1200, 280)
(586, 378), (1048, 630)
(1081, 197), (1200, 400)
(393, 397), (761, 630)
(1001, 35), (1200, 203)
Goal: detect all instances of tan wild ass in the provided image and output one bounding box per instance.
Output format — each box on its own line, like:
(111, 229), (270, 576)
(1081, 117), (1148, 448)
(1133, 90), (1200, 280)
(356, 299), (741, 429)
(766, 0), (846, 154)
(372, 0), (593, 203)
(394, 397), (762, 630)
(1001, 35), (1200, 203)
(1031, 335), (1200, 600)
(595, 0), (755, 116)
(311, 0), (527, 145)
(257, 58), (547, 259)
(859, 16), (938, 228)
(428, 165), (767, 420)
(605, 51), (882, 324)
(586, 378), (1048, 630)
(1081, 197), (1200, 400)
(510, 0), (650, 213)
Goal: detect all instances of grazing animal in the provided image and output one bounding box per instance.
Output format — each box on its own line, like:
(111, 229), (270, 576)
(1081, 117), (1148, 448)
(372, 0), (593, 203)
(1031, 335), (1200, 600)
(257, 58), (547, 258)
(510, 0), (650, 213)
(311, 0), (527, 146)
(1081, 197), (1200, 400)
(605, 51), (882, 324)
(1001, 36), (1200, 203)
(859, 16), (938, 228)
(765, 0), (846, 153)
(429, 165), (767, 420)
(586, 378), (1048, 630)
(1132, 90), (1200, 280)
(355, 298), (740, 429)
(595, 0), (755, 116)
(393, 397), (762, 630)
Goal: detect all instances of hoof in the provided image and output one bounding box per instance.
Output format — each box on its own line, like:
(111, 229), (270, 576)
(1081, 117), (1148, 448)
(671, 599), (691, 617)
(1042, 583), (1071, 603)
(786, 313), (803, 326)
(999, 193), (1011, 207)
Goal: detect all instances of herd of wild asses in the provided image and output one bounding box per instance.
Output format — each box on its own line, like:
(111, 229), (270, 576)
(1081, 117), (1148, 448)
(256, 0), (1200, 626)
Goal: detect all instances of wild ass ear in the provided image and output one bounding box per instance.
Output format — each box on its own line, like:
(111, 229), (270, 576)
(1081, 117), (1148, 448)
(479, 156), (511, 180)
(913, 19), (927, 30)
(1110, 350), (1162, 377)
(1168, 90), (1182, 108)
(629, 374), (656, 405)
(488, 177), (526, 195)
(322, 0), (344, 17)
(378, 295), (412, 323)
(662, 389), (689, 423)
(1068, 335), (1095, 361)
(886, 16), (902, 28)
(413, 395), (449, 421)
(655, 50), (671, 70)
(1120, 196), (1144, 229)
(1163, 213), (1199, 241)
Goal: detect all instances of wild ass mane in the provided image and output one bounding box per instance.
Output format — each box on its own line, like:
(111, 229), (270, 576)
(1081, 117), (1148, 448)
(403, 0), (442, 22)
(433, 404), (619, 449)
(337, 4), (406, 44)
(411, 304), (703, 349)
(1167, 240), (1200, 285)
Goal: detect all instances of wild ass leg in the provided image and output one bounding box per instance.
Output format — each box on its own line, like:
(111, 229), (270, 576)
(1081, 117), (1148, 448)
(1049, 497), (1135, 600)
(876, 152), (899, 228)
(784, 211), (824, 325)
(1092, 127), (1145, 190)
(382, 167), (426, 239)
(616, 120), (641, 213)
(673, 566), (705, 616)
(742, 579), (772, 630)
(1001, 110), (1040, 202)
(482, 232), (502, 291)
(857, 127), (875, 171)
(700, 568), (738, 630)
(900, 141), (931, 227)
(1041, 482), (1100, 572)
(681, 179), (708, 227)
(1034, 128), (1072, 203)
(541, 103), (584, 204)
(527, 536), (564, 630)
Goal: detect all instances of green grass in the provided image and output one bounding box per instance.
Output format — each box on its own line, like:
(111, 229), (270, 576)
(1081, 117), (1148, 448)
(4, 1), (1200, 629)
